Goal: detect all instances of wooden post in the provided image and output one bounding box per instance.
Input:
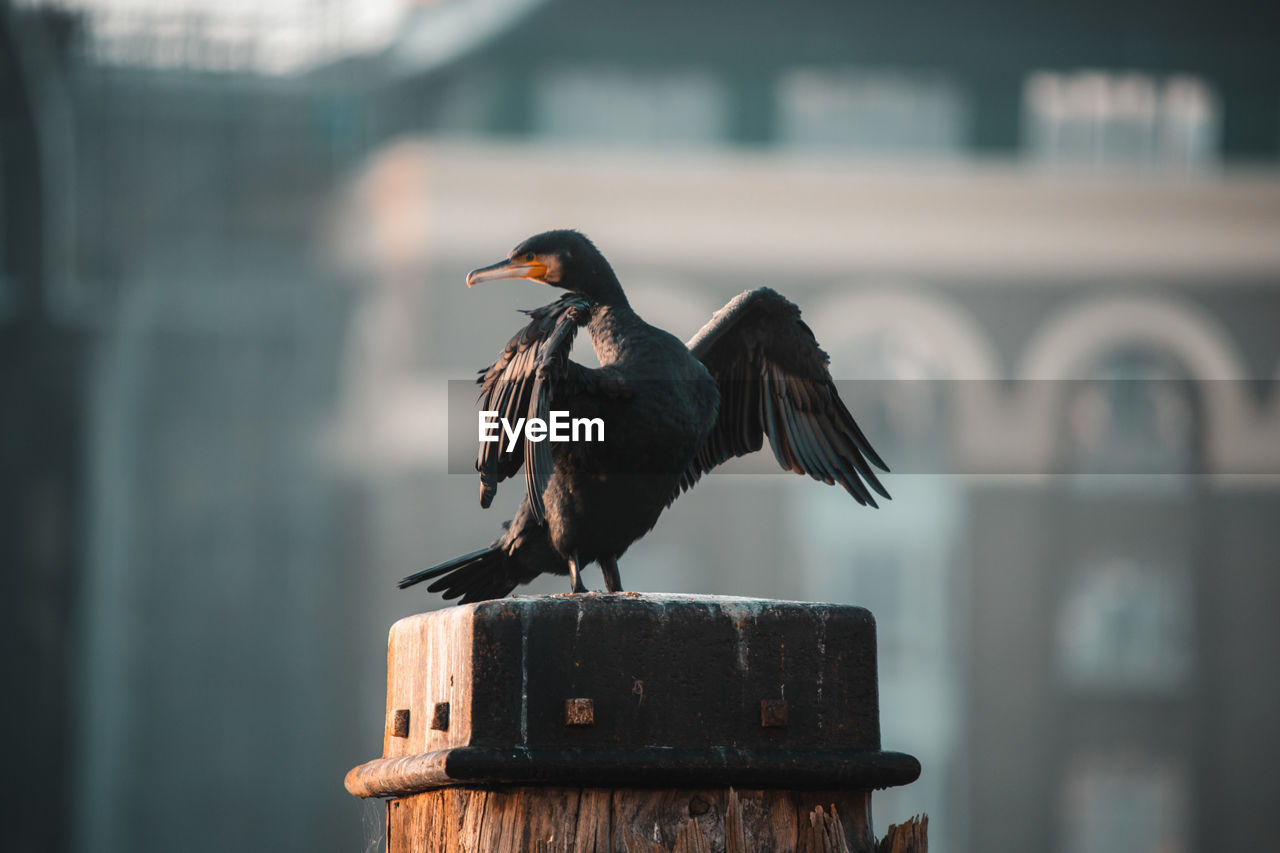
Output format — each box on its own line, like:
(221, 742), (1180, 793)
(346, 595), (924, 852)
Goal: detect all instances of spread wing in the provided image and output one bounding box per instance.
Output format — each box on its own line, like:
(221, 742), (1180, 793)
(674, 287), (890, 507)
(477, 293), (591, 522)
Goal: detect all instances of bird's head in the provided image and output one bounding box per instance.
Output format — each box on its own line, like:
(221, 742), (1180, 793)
(466, 229), (624, 304)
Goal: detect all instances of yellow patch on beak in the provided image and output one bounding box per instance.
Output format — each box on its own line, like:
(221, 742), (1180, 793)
(466, 257), (550, 287)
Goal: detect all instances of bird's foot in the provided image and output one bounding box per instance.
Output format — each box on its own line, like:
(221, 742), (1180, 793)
(568, 553), (588, 593)
(601, 556), (624, 593)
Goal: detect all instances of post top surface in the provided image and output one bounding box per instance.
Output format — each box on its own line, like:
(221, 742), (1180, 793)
(393, 592), (874, 632)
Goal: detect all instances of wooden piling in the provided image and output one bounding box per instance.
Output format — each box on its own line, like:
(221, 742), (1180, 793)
(346, 594), (923, 852)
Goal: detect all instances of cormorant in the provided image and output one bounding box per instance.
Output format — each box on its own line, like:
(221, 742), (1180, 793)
(399, 230), (889, 603)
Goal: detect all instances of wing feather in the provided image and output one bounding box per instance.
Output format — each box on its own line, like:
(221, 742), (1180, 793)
(674, 287), (889, 506)
(477, 294), (591, 520)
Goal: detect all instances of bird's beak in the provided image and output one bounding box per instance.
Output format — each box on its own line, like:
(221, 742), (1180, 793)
(466, 257), (549, 288)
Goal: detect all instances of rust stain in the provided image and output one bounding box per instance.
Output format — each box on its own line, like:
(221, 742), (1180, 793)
(761, 698), (788, 728)
(392, 709), (411, 738)
(431, 702), (450, 732)
(565, 698), (595, 726)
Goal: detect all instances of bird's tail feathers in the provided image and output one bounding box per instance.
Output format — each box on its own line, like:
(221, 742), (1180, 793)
(397, 546), (517, 604)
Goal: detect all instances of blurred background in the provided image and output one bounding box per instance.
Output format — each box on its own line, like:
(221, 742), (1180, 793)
(3, 1), (1279, 851)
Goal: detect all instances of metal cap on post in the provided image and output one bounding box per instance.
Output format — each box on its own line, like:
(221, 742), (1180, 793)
(346, 594), (921, 852)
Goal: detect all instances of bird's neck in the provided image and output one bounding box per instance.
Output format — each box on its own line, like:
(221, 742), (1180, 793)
(571, 264), (637, 365)
(584, 267), (629, 310)
(587, 301), (645, 367)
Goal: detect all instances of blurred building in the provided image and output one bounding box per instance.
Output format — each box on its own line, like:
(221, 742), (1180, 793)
(4, 1), (1279, 853)
(1, 8), (86, 853)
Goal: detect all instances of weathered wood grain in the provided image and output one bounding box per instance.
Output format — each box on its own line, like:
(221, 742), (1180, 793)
(802, 805), (850, 853)
(382, 608), (474, 759)
(876, 815), (928, 853)
(724, 789), (747, 853)
(673, 819), (712, 853)
(576, 788), (614, 851)
(386, 786), (884, 853)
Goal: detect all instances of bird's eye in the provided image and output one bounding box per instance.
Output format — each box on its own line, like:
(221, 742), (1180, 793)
(524, 252), (535, 262)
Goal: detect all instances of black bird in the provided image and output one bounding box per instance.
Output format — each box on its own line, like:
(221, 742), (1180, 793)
(399, 230), (889, 603)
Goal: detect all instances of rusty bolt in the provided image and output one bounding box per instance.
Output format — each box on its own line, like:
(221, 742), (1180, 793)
(761, 698), (788, 728)
(431, 702), (450, 732)
(688, 795), (711, 816)
(391, 708), (411, 738)
(565, 698), (594, 726)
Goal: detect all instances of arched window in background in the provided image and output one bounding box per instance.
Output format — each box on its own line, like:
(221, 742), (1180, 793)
(1062, 346), (1202, 492)
(1053, 343), (1204, 684)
